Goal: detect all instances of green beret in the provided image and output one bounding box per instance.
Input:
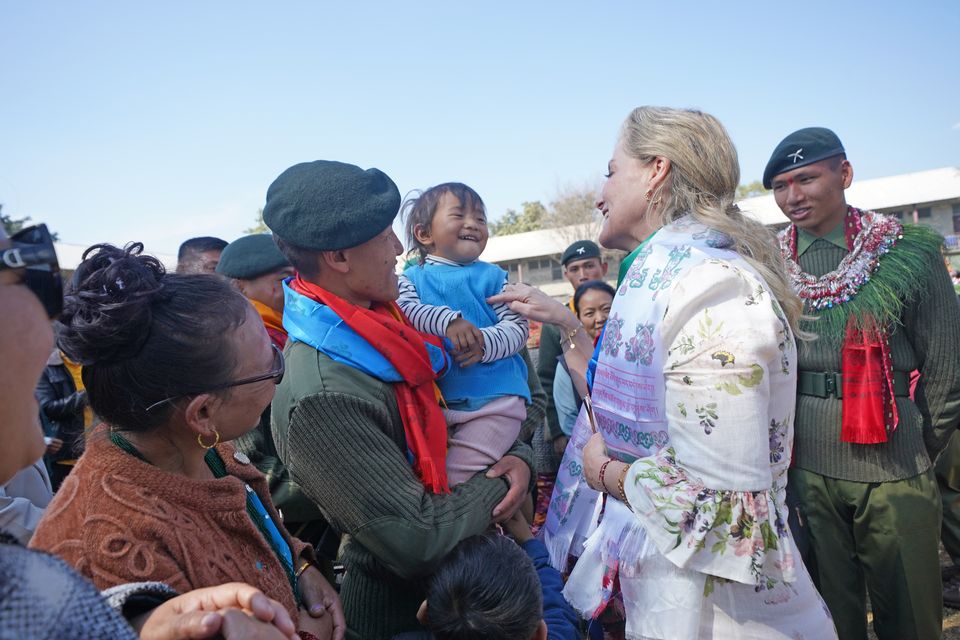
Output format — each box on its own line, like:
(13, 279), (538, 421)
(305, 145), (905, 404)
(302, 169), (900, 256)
(263, 160), (401, 251)
(561, 240), (601, 266)
(762, 127), (845, 189)
(215, 234), (290, 280)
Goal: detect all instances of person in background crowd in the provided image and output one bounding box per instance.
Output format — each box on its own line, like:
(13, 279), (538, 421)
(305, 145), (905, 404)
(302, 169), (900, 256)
(393, 510), (579, 640)
(552, 280), (614, 438)
(217, 233), (333, 558)
(766, 126), (960, 640)
(176, 236), (227, 274)
(0, 456), (52, 544)
(398, 182), (531, 487)
(492, 106), (837, 639)
(0, 223), (303, 640)
(30, 243), (344, 640)
(937, 431), (960, 608)
(216, 234), (296, 349)
(533, 240), (608, 531)
(264, 160), (534, 639)
(36, 342), (90, 490)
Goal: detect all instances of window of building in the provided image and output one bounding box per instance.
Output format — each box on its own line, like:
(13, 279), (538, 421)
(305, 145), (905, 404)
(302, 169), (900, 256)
(917, 207), (932, 219)
(524, 258), (561, 285)
(888, 210), (903, 220)
(952, 203), (960, 234)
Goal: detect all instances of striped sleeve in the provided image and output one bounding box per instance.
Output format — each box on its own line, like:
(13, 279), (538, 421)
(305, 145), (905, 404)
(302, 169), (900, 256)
(397, 274), (461, 337)
(479, 281), (529, 363)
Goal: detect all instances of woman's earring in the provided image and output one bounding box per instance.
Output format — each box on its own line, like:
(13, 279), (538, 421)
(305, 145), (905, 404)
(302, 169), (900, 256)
(198, 430), (220, 450)
(643, 189), (653, 201)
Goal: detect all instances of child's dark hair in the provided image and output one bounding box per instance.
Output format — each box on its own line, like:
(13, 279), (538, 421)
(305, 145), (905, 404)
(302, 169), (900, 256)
(57, 243), (250, 433)
(401, 182), (485, 265)
(425, 534), (542, 640)
(573, 279), (616, 314)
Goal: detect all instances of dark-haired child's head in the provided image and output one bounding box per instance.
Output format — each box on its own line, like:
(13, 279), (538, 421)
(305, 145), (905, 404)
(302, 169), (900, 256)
(177, 236), (227, 274)
(574, 280), (615, 340)
(419, 535), (545, 640)
(58, 243), (274, 437)
(402, 183), (488, 265)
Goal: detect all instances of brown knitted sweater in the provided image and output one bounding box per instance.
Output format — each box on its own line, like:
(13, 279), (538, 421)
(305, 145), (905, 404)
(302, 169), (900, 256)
(30, 428), (311, 620)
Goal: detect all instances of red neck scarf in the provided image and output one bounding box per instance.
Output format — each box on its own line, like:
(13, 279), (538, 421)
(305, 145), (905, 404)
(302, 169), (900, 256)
(790, 209), (898, 444)
(290, 276), (451, 493)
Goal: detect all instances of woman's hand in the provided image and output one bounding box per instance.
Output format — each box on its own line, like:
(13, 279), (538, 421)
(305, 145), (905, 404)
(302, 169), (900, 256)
(487, 283), (579, 330)
(582, 433), (611, 492)
(297, 565), (346, 640)
(134, 582), (297, 640)
(486, 454), (531, 520)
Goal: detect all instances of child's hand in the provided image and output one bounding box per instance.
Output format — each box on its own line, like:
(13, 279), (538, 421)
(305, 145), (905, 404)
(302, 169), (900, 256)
(446, 318), (484, 367)
(501, 508), (533, 543)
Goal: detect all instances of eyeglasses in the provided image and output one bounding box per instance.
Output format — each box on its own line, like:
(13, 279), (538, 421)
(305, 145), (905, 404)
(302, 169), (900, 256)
(144, 343), (285, 413)
(0, 224), (63, 319)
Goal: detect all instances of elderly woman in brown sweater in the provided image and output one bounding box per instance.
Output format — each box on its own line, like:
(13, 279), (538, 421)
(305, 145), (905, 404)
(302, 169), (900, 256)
(31, 243), (344, 640)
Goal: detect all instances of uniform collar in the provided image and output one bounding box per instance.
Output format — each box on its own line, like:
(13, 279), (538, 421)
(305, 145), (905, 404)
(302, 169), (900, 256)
(796, 221), (848, 256)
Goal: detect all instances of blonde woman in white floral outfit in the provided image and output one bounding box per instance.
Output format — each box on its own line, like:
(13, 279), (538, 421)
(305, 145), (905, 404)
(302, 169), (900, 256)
(491, 106), (837, 640)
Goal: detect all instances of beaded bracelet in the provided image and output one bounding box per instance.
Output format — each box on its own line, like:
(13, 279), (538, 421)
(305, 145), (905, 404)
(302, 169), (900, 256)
(616, 465), (630, 507)
(598, 459), (612, 491)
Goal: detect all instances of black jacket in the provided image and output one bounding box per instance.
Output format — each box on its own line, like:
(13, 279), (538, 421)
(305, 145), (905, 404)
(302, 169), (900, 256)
(35, 351), (86, 462)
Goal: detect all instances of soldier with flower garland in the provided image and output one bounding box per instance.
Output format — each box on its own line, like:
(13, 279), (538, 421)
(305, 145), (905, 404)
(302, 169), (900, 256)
(767, 127), (960, 640)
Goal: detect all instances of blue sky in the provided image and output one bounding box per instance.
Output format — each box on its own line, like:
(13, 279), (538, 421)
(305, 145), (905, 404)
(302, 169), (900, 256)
(2, 1), (958, 255)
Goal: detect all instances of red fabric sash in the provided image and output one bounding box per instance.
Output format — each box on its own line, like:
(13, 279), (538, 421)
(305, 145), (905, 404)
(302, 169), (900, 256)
(290, 276), (451, 493)
(840, 323), (897, 443)
(791, 210), (898, 444)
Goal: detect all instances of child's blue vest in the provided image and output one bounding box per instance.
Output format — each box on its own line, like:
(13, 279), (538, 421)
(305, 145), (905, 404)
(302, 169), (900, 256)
(404, 261), (530, 410)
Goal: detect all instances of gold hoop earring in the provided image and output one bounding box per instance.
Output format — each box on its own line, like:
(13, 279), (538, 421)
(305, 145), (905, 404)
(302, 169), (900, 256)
(643, 189), (653, 201)
(653, 195), (663, 205)
(198, 430), (220, 450)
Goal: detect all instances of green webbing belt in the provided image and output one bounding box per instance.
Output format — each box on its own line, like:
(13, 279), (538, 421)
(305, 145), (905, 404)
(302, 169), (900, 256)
(797, 370), (911, 399)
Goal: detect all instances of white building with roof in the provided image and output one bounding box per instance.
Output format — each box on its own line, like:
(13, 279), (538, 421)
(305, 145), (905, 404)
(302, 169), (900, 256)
(478, 167), (960, 299)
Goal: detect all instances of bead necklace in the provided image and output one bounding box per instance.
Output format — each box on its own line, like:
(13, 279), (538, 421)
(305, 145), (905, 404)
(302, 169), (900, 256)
(779, 207), (903, 311)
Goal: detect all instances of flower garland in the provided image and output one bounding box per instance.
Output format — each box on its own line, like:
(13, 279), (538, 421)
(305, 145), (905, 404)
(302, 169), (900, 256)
(779, 208), (902, 311)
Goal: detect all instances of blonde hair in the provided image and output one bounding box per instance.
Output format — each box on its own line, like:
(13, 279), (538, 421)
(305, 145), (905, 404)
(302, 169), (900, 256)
(619, 106), (804, 334)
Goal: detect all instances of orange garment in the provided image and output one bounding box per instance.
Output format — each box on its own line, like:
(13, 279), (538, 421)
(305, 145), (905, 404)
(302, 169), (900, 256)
(61, 352), (92, 428)
(249, 298), (287, 349)
(30, 427), (313, 620)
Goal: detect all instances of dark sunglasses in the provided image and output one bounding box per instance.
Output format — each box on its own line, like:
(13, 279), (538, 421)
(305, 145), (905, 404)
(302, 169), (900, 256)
(144, 343), (285, 413)
(0, 224), (63, 319)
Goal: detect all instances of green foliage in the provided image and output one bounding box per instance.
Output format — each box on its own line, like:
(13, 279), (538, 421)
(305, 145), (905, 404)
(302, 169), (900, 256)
(245, 208), (268, 234)
(737, 181), (769, 199)
(489, 183), (600, 239)
(0, 204), (31, 235)
(489, 201), (548, 236)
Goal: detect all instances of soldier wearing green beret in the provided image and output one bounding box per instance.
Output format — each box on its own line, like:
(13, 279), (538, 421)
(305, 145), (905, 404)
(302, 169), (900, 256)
(263, 160), (535, 639)
(767, 127), (960, 640)
(216, 234), (295, 349)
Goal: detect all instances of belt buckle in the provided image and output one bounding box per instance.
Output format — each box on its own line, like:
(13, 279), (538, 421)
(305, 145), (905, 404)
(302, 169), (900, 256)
(825, 373), (838, 398)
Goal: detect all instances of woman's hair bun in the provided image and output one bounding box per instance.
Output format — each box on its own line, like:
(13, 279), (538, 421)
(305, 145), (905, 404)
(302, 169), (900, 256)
(58, 243), (166, 366)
